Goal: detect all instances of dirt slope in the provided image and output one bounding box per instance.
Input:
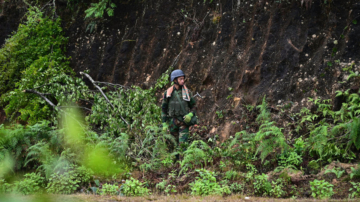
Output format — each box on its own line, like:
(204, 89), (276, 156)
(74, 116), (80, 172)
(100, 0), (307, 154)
(1, 0), (360, 132)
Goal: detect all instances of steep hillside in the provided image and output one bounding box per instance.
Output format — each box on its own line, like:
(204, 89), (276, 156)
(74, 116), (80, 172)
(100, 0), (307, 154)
(1, 0), (360, 131)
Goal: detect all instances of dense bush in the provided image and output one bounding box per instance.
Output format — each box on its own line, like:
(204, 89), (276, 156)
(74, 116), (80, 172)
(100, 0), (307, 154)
(100, 183), (119, 195)
(310, 179), (334, 199)
(13, 173), (45, 195)
(46, 165), (93, 194)
(122, 177), (150, 196)
(0, 121), (61, 171)
(0, 6), (88, 124)
(189, 169), (230, 196)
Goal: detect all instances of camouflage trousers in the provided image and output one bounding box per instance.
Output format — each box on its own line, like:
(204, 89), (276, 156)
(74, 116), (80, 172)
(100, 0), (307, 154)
(168, 118), (189, 145)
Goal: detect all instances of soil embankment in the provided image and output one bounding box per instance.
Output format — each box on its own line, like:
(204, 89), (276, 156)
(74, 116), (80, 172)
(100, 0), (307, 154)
(1, 0), (360, 134)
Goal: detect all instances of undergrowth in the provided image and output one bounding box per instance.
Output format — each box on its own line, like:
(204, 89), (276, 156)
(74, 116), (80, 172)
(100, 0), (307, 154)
(2, 2), (360, 200)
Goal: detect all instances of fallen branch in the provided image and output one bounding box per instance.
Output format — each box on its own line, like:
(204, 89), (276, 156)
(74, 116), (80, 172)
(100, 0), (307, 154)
(172, 51), (183, 67)
(80, 72), (129, 125)
(287, 39), (303, 52)
(59, 106), (92, 112)
(23, 89), (86, 130)
(80, 72), (114, 108)
(194, 92), (203, 98)
(95, 81), (129, 89)
(24, 89), (58, 109)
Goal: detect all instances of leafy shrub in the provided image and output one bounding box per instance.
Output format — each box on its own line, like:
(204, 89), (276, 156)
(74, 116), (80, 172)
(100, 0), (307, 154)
(220, 131), (256, 162)
(135, 126), (176, 172)
(180, 140), (214, 175)
(156, 179), (167, 192)
(85, 0), (116, 19)
(310, 179), (334, 199)
(13, 173), (45, 195)
(293, 137), (306, 154)
(224, 170), (238, 180)
(161, 156), (173, 168)
(0, 121), (58, 171)
(76, 166), (94, 185)
(46, 165), (92, 194)
(324, 167), (345, 179)
(25, 141), (71, 179)
(349, 182), (360, 198)
(254, 174), (272, 196)
(307, 160), (320, 174)
(0, 179), (12, 193)
(189, 169), (230, 196)
(46, 169), (79, 194)
(155, 178), (177, 196)
(216, 110), (223, 119)
(253, 97), (289, 162)
(244, 163), (258, 182)
(164, 185), (177, 196)
(122, 177), (150, 196)
(278, 151), (302, 167)
(229, 182), (243, 193)
(86, 67), (173, 133)
(350, 166), (360, 179)
(270, 178), (286, 198)
(0, 6), (88, 124)
(302, 96), (360, 162)
(100, 183), (119, 195)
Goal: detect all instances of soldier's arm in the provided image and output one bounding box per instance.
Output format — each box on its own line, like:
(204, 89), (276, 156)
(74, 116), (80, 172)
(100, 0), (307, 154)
(188, 91), (197, 116)
(161, 91), (169, 123)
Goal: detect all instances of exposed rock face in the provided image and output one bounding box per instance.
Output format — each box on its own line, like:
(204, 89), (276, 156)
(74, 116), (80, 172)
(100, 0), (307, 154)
(0, 2), (25, 46)
(1, 0), (360, 128)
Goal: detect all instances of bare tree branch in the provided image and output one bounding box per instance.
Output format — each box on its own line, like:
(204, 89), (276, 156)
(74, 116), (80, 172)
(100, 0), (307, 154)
(287, 39), (303, 52)
(95, 81), (129, 89)
(80, 72), (129, 125)
(52, 0), (57, 18)
(24, 89), (57, 109)
(23, 89), (86, 130)
(201, 11), (210, 24)
(194, 92), (203, 98)
(172, 50), (182, 67)
(59, 106), (92, 112)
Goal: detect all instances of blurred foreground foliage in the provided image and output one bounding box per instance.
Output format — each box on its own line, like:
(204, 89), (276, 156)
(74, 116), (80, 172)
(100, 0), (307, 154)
(3, 1), (360, 200)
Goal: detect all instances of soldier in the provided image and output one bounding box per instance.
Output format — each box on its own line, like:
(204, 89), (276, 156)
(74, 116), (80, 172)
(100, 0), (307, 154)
(161, 69), (197, 147)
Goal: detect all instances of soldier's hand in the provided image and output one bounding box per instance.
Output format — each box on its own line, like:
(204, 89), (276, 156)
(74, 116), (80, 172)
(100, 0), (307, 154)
(183, 112), (194, 124)
(162, 122), (169, 131)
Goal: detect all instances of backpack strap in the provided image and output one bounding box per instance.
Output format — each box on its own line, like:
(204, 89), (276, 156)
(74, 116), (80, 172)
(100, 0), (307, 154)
(174, 90), (187, 115)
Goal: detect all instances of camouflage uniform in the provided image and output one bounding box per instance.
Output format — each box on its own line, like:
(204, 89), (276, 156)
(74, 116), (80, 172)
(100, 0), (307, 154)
(161, 86), (197, 145)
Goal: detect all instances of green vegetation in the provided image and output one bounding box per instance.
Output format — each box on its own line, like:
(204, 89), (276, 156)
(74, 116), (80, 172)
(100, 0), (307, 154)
(349, 182), (360, 198)
(325, 167), (345, 179)
(99, 183), (119, 195)
(310, 179), (334, 199)
(189, 169), (230, 196)
(13, 173), (45, 195)
(2, 1), (360, 201)
(0, 6), (88, 124)
(85, 0), (116, 19)
(270, 179), (286, 198)
(253, 174), (271, 196)
(122, 177), (150, 196)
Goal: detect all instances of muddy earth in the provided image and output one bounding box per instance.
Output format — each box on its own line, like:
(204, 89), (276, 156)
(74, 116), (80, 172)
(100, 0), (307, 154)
(1, 0), (360, 136)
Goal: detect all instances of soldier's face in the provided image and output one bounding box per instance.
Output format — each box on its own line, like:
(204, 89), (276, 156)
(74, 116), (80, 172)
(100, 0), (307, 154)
(177, 76), (185, 86)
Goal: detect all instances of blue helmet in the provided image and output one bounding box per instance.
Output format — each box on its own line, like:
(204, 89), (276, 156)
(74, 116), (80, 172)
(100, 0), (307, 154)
(170, 69), (185, 82)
